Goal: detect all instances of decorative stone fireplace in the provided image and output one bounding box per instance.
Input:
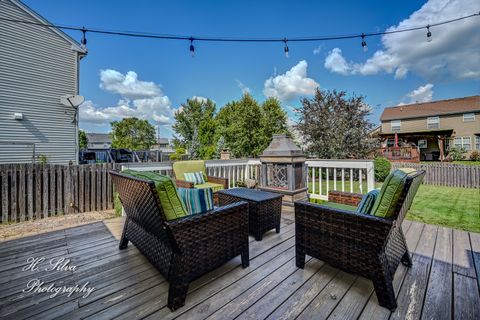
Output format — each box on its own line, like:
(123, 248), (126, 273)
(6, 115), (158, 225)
(259, 134), (307, 204)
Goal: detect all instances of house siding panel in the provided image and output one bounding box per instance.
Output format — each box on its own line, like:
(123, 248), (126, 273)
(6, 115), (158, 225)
(0, 0), (80, 164)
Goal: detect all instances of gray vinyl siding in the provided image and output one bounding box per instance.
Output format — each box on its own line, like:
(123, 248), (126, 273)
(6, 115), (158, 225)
(0, 0), (80, 164)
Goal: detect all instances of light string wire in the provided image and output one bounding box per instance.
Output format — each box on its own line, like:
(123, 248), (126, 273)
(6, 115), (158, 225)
(0, 12), (478, 44)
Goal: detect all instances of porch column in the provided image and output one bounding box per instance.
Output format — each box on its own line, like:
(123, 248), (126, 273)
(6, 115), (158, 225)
(437, 136), (445, 161)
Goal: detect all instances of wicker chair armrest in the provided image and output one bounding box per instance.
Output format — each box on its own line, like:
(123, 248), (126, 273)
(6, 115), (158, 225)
(207, 176), (229, 189)
(175, 179), (195, 188)
(295, 201), (393, 246)
(328, 191), (364, 206)
(165, 201), (249, 252)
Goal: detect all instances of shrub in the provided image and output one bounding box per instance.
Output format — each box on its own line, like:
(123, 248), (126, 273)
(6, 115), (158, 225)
(114, 191), (122, 217)
(374, 157), (391, 182)
(448, 147), (466, 161)
(470, 151), (480, 161)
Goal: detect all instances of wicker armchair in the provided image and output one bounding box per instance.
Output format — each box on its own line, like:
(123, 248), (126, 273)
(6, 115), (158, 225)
(172, 160), (229, 190)
(295, 170), (425, 311)
(110, 171), (249, 311)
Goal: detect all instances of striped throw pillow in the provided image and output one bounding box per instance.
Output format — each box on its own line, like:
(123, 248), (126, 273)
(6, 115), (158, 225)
(356, 189), (380, 215)
(177, 187), (214, 215)
(184, 171), (206, 185)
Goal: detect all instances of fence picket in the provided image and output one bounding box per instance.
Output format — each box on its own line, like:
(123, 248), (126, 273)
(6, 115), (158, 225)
(27, 164), (33, 220)
(1, 165), (9, 223)
(18, 164), (26, 222)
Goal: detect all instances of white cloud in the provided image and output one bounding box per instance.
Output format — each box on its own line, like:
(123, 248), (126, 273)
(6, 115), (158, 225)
(324, 0), (480, 80)
(100, 69), (162, 98)
(191, 96), (209, 103)
(236, 80), (251, 94)
(399, 83), (434, 105)
(263, 60), (319, 101)
(324, 48), (351, 75)
(80, 70), (175, 125)
(313, 45), (323, 55)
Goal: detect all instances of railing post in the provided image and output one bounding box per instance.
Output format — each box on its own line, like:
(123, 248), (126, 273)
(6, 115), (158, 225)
(366, 161), (375, 192)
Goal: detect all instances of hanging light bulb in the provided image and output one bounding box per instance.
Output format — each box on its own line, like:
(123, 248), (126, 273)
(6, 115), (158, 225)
(189, 38), (195, 57)
(426, 25), (432, 42)
(361, 33), (367, 52)
(80, 27), (87, 47)
(283, 38), (289, 58)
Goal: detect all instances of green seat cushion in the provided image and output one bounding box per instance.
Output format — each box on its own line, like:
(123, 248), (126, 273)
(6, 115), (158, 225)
(122, 170), (187, 221)
(356, 189), (380, 215)
(371, 169), (416, 218)
(173, 160), (207, 182)
(178, 187), (214, 215)
(320, 201), (357, 212)
(195, 182), (224, 193)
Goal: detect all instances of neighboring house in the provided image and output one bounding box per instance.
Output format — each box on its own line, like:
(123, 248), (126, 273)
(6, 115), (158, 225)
(151, 138), (174, 153)
(379, 96), (480, 161)
(86, 133), (112, 150)
(0, 0), (87, 164)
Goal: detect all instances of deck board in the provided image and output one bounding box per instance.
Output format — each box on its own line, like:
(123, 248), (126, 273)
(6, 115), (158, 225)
(0, 208), (478, 320)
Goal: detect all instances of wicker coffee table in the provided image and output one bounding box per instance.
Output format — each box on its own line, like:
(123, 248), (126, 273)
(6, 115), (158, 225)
(217, 188), (283, 241)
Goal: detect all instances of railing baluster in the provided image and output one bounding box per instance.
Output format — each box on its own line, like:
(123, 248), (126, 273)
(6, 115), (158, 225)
(334, 168), (337, 191)
(312, 167), (316, 195)
(326, 168), (329, 196)
(341, 168), (345, 192)
(359, 168), (363, 193)
(350, 168), (354, 193)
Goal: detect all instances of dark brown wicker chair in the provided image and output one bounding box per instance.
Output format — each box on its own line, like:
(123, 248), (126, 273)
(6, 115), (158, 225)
(295, 170), (425, 311)
(110, 171), (250, 311)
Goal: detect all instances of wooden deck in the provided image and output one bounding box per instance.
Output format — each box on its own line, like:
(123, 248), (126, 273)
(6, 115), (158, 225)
(0, 207), (479, 320)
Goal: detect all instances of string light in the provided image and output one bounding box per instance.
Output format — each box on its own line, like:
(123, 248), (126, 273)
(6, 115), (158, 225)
(0, 12), (477, 48)
(361, 33), (367, 52)
(80, 27), (87, 47)
(426, 25), (432, 42)
(189, 38), (195, 57)
(283, 38), (289, 58)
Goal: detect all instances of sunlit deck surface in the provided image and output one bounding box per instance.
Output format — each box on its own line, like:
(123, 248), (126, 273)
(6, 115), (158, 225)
(1, 206), (479, 320)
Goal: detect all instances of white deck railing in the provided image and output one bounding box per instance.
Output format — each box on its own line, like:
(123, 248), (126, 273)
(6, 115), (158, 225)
(121, 158), (375, 200)
(121, 159), (261, 188)
(306, 159), (375, 200)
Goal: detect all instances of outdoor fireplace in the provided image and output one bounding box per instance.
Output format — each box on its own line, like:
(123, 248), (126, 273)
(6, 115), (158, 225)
(259, 134), (307, 204)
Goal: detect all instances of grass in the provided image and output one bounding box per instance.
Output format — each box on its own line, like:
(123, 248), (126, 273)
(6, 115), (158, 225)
(452, 161), (480, 166)
(308, 180), (480, 233)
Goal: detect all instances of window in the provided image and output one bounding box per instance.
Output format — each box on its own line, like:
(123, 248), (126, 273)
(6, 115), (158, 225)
(418, 139), (427, 149)
(454, 137), (471, 151)
(463, 113), (475, 122)
(391, 120), (401, 132)
(476, 136), (480, 150)
(427, 116), (439, 129)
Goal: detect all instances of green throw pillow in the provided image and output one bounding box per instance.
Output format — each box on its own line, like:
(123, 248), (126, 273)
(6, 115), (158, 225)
(371, 169), (416, 218)
(122, 170), (187, 221)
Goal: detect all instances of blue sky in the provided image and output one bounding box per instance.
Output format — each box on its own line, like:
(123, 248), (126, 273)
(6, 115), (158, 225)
(24, 0), (480, 138)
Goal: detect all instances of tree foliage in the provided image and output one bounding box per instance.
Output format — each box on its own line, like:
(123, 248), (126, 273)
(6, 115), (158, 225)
(172, 94), (290, 159)
(110, 117), (156, 150)
(295, 89), (377, 159)
(172, 98), (217, 159)
(78, 130), (88, 150)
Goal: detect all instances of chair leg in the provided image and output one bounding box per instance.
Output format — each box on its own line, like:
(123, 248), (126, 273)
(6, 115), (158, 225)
(119, 219), (129, 249)
(401, 251), (413, 267)
(296, 245), (306, 269)
(241, 247), (250, 268)
(372, 268), (397, 311)
(168, 280), (189, 311)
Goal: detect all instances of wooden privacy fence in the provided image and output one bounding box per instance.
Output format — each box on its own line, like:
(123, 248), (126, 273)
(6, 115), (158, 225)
(0, 163), (118, 224)
(391, 162), (480, 188)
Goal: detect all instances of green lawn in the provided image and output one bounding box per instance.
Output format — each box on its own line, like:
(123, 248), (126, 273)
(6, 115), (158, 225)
(308, 180), (480, 233)
(452, 161), (480, 166)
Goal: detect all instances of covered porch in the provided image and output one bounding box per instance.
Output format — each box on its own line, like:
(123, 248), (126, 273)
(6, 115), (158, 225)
(379, 129), (453, 162)
(1, 206), (479, 319)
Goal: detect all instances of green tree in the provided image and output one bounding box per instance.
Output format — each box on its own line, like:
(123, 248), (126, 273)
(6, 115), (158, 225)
(261, 97), (290, 146)
(110, 117), (156, 150)
(172, 98), (217, 159)
(216, 93), (265, 158)
(295, 89), (376, 159)
(78, 130), (88, 150)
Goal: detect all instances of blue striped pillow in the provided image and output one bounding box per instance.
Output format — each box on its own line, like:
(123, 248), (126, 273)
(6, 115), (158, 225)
(177, 187), (214, 215)
(184, 171), (206, 185)
(356, 189), (380, 215)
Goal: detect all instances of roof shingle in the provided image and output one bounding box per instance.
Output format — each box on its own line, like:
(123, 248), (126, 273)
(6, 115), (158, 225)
(380, 95), (480, 121)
